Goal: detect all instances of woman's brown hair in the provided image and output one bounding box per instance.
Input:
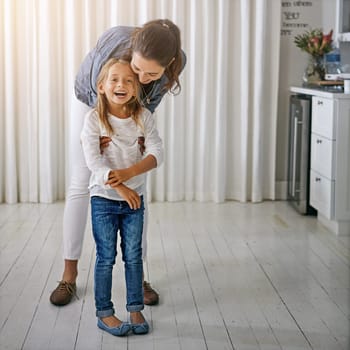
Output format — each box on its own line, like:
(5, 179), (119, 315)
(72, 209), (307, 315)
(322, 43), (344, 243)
(95, 57), (143, 135)
(132, 19), (183, 94)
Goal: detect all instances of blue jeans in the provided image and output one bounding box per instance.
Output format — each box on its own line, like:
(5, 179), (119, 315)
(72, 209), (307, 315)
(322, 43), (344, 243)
(91, 196), (144, 318)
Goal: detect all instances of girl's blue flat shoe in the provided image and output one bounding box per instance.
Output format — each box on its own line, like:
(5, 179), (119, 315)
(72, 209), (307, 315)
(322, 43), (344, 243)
(97, 318), (131, 336)
(131, 320), (149, 335)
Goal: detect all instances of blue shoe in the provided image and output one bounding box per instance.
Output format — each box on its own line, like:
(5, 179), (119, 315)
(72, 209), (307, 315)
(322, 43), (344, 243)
(131, 320), (149, 335)
(97, 318), (131, 336)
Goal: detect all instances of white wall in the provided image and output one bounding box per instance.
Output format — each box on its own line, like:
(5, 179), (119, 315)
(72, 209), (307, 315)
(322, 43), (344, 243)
(276, 0), (337, 198)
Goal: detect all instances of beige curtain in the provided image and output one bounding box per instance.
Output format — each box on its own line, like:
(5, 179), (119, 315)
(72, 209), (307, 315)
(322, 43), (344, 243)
(0, 0), (281, 204)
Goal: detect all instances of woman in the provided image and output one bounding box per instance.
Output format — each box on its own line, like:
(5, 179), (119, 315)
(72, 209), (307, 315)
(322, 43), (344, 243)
(50, 19), (186, 307)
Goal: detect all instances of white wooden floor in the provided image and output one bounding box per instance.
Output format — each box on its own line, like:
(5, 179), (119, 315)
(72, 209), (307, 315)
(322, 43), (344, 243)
(0, 201), (349, 350)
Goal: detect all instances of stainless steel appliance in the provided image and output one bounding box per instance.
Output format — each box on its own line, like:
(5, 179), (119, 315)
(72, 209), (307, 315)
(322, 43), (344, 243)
(287, 94), (316, 215)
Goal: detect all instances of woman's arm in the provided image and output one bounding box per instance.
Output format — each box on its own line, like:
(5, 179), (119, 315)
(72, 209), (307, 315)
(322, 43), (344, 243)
(75, 26), (135, 107)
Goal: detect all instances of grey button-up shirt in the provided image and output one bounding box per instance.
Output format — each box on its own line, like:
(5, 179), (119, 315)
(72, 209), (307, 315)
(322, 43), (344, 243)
(75, 26), (186, 113)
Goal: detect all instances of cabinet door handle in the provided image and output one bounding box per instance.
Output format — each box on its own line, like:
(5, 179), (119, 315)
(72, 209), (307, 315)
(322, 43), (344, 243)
(315, 177), (321, 182)
(291, 116), (299, 196)
(316, 139), (322, 144)
(317, 100), (323, 105)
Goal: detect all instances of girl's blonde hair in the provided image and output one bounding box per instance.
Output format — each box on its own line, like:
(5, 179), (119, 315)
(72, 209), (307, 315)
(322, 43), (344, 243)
(95, 57), (143, 135)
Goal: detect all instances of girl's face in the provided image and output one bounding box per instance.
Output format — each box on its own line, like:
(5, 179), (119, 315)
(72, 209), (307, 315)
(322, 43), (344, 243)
(99, 62), (136, 106)
(131, 52), (165, 84)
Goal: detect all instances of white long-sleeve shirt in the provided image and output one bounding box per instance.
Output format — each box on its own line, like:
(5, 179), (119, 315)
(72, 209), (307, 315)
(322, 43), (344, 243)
(80, 108), (163, 201)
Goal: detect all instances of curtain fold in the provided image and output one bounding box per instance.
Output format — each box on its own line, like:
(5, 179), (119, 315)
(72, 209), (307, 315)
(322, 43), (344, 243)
(240, 0), (251, 202)
(3, 0), (18, 203)
(0, 0), (281, 204)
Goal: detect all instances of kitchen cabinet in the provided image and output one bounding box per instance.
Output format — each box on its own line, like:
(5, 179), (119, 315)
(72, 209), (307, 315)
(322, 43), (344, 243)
(290, 87), (350, 235)
(309, 97), (336, 219)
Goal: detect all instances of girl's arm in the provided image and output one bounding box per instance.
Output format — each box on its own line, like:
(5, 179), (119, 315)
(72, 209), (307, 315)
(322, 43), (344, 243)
(106, 154), (157, 187)
(113, 183), (142, 210)
(80, 111), (112, 187)
(106, 109), (163, 188)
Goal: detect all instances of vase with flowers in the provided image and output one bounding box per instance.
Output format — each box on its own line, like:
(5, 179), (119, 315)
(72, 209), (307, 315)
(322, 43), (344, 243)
(294, 28), (333, 83)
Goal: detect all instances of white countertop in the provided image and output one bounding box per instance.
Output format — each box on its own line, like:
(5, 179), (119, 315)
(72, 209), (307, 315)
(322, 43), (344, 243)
(290, 86), (350, 99)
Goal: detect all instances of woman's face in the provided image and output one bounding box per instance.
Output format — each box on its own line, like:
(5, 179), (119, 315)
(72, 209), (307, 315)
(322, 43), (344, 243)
(131, 52), (165, 84)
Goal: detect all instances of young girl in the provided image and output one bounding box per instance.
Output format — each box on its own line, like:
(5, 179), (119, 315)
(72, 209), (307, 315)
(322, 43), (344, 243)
(80, 57), (163, 336)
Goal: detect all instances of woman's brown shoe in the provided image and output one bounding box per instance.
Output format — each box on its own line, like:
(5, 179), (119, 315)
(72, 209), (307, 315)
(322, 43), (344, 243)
(143, 281), (159, 305)
(49, 281), (78, 306)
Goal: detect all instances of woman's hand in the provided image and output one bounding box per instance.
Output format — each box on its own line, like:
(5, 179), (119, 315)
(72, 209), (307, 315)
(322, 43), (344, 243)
(114, 184), (141, 210)
(106, 168), (134, 187)
(99, 136), (112, 154)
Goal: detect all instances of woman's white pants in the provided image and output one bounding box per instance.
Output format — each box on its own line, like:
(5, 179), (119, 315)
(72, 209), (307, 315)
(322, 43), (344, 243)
(63, 97), (148, 260)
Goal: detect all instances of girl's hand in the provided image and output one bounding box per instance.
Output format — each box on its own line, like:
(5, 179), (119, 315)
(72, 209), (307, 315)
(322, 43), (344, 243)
(99, 136), (112, 154)
(106, 168), (134, 187)
(114, 184), (141, 210)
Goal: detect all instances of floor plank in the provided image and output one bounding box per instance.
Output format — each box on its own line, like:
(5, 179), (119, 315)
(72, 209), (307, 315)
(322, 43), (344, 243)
(0, 200), (349, 350)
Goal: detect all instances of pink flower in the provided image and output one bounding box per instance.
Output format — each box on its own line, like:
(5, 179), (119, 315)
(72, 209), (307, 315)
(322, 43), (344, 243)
(294, 28), (333, 59)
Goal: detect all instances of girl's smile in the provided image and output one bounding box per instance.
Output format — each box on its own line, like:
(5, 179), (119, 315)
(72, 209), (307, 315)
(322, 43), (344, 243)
(113, 90), (128, 101)
(98, 62), (137, 115)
